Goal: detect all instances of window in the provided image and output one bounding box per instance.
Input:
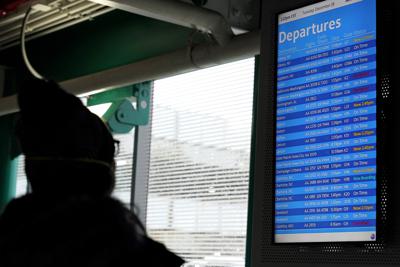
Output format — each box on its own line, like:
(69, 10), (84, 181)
(15, 155), (28, 198)
(146, 58), (255, 267)
(112, 132), (135, 206)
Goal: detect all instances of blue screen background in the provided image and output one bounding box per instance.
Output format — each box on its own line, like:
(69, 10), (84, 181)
(275, 0), (377, 243)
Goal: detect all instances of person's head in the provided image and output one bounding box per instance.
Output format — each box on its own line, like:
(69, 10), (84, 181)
(15, 78), (117, 197)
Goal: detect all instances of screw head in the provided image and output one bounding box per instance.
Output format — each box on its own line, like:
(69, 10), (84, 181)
(140, 100), (147, 109)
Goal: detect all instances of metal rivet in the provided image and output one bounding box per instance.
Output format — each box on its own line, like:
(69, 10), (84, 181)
(140, 100), (147, 109)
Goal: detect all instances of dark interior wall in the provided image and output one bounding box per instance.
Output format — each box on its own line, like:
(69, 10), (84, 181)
(0, 10), (193, 83)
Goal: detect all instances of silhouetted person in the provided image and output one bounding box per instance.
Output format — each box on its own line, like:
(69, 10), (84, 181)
(0, 79), (184, 267)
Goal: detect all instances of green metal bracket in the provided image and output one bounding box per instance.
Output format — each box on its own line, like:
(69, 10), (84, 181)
(87, 82), (151, 134)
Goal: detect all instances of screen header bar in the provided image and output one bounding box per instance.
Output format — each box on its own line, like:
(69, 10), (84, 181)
(279, 0), (363, 25)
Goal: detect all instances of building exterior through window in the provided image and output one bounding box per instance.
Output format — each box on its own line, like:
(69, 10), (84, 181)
(147, 58), (255, 267)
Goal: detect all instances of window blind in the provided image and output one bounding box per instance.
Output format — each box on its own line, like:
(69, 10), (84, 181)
(15, 155), (28, 198)
(113, 132), (135, 205)
(147, 58), (255, 267)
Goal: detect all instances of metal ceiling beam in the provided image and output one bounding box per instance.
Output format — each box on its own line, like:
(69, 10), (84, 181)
(0, 30), (260, 117)
(0, 7), (113, 50)
(0, 0), (113, 49)
(89, 0), (234, 45)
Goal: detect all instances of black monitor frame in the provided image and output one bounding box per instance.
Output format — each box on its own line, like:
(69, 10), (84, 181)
(272, 0), (381, 245)
(248, 0), (398, 266)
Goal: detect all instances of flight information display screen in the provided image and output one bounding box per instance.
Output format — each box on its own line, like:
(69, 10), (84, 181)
(275, 0), (377, 243)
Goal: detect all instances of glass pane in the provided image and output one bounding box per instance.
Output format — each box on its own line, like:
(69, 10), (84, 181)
(113, 132), (135, 206)
(15, 155), (28, 198)
(147, 58), (255, 267)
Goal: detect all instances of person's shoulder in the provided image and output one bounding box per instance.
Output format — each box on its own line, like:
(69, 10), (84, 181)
(0, 194), (37, 224)
(87, 197), (185, 266)
(139, 236), (185, 267)
(4, 193), (36, 208)
(0, 194), (39, 250)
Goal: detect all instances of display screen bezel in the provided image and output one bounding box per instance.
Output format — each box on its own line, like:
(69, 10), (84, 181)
(272, 0), (381, 244)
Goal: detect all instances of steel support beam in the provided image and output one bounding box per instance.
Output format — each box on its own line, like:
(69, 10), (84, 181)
(89, 0), (234, 45)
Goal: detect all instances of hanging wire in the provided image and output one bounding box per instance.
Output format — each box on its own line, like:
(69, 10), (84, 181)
(21, 2), (45, 80)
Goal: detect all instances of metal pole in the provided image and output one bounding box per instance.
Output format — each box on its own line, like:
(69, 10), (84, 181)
(131, 83), (153, 225)
(89, 0), (234, 45)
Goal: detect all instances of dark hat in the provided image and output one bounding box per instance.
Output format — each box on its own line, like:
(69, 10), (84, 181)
(16, 78), (116, 196)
